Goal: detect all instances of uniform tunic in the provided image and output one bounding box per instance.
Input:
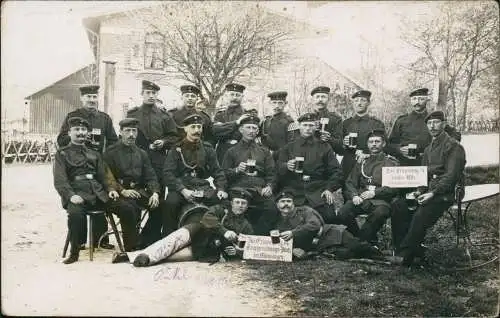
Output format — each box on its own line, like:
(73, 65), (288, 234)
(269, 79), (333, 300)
(222, 139), (279, 234)
(127, 104), (179, 184)
(103, 141), (160, 194)
(314, 108), (344, 155)
(163, 140), (226, 194)
(398, 131), (466, 258)
(53, 143), (109, 208)
(260, 112), (294, 152)
(222, 140), (276, 190)
(344, 152), (400, 207)
(387, 110), (462, 166)
(169, 106), (214, 146)
(341, 114), (385, 178)
(339, 152), (400, 242)
(53, 143), (110, 253)
(213, 105), (244, 163)
(277, 136), (343, 208)
(276, 206), (346, 251)
(57, 108), (118, 153)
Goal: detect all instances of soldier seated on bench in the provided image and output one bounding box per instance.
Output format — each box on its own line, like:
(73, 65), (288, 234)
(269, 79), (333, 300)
(53, 117), (122, 264)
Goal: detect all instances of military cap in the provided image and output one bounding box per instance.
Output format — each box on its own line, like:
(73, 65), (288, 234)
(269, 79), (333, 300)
(310, 86), (330, 96)
(225, 83), (246, 93)
(425, 110), (445, 123)
(367, 128), (387, 140)
(409, 88), (429, 97)
(275, 189), (296, 202)
(119, 117), (140, 129)
(267, 91), (288, 101)
(68, 116), (90, 130)
(142, 80), (160, 91)
(79, 85), (99, 95)
(297, 112), (318, 123)
(229, 187), (252, 201)
(352, 90), (372, 99)
(183, 114), (204, 126)
(180, 85), (201, 95)
(239, 115), (260, 126)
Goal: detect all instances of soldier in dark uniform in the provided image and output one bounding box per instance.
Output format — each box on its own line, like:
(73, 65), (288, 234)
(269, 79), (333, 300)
(168, 85), (214, 146)
(277, 112), (344, 224)
(115, 187), (254, 266)
(274, 190), (383, 260)
(126, 80), (179, 187)
(310, 86), (344, 154)
(222, 115), (279, 234)
(103, 118), (163, 251)
(260, 91), (295, 159)
(337, 129), (399, 244)
(53, 117), (120, 264)
(57, 85), (118, 153)
(386, 88), (462, 250)
(341, 90), (385, 183)
(213, 83), (251, 164)
(162, 114), (228, 236)
(395, 111), (466, 266)
(57, 85), (118, 249)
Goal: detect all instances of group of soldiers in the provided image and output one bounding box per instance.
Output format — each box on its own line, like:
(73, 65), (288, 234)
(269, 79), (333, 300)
(53, 80), (466, 268)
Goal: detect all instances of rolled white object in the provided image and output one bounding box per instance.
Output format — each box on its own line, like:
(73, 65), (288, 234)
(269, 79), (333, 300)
(126, 227), (192, 265)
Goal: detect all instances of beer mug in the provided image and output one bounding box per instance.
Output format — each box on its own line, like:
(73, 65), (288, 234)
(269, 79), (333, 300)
(320, 117), (329, 132)
(270, 230), (280, 244)
(90, 128), (102, 146)
(408, 144), (417, 159)
(348, 132), (358, 148)
(295, 156), (304, 174)
(246, 159), (256, 174)
(405, 192), (418, 211)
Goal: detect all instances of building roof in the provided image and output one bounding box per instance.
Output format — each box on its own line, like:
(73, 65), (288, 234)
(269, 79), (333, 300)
(25, 65), (94, 99)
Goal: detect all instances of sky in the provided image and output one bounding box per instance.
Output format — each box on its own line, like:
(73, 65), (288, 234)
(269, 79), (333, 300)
(1, 0), (438, 121)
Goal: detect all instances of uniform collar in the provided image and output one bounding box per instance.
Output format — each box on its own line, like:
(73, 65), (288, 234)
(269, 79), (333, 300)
(119, 140), (137, 151)
(315, 108), (328, 116)
(369, 152), (385, 161)
(227, 105), (243, 114)
(298, 135), (315, 145)
(431, 131), (447, 145)
(239, 139), (257, 148)
(273, 111), (285, 118)
(411, 109), (428, 118)
(141, 103), (158, 112)
(354, 112), (369, 120)
(181, 138), (201, 150)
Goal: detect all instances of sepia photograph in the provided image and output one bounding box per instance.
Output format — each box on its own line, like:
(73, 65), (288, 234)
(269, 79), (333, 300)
(1, 0), (498, 316)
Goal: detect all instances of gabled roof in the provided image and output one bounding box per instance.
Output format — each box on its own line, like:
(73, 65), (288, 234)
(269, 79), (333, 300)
(25, 65), (93, 99)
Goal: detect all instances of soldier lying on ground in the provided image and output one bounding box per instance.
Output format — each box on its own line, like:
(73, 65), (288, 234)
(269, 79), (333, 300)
(111, 187), (254, 266)
(273, 190), (383, 260)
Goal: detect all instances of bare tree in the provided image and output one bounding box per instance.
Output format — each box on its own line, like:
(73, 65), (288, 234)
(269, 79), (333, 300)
(399, 1), (499, 129)
(125, 2), (292, 113)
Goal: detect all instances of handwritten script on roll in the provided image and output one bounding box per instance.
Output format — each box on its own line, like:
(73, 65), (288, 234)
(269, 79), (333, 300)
(242, 235), (293, 262)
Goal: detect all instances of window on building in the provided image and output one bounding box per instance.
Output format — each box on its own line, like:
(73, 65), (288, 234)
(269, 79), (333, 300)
(145, 32), (165, 70)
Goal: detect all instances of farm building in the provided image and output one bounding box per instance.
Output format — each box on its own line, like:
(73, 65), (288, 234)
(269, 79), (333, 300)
(24, 64), (97, 136)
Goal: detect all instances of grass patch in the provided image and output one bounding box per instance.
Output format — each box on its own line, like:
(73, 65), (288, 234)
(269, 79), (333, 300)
(244, 167), (499, 317)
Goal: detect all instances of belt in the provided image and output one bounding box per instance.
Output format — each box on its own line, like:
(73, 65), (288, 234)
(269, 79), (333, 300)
(312, 226), (324, 245)
(74, 174), (94, 181)
(118, 179), (142, 189)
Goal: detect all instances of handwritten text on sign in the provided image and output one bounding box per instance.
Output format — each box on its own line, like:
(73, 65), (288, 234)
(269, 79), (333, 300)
(382, 166), (428, 188)
(241, 235), (293, 262)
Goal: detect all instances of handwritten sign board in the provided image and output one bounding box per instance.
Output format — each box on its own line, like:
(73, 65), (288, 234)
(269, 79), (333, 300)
(382, 166), (428, 188)
(241, 235), (293, 262)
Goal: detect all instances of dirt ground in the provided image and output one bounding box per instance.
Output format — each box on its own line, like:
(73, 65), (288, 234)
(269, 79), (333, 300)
(1, 164), (297, 316)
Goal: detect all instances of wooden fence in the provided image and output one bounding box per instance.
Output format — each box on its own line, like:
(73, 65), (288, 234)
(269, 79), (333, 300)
(1, 134), (57, 164)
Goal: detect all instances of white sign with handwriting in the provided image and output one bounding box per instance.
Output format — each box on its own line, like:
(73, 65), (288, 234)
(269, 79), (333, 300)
(382, 166), (428, 188)
(241, 235), (293, 262)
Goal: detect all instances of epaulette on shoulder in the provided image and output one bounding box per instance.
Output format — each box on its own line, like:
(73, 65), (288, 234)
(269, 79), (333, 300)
(105, 142), (120, 152)
(285, 114), (295, 122)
